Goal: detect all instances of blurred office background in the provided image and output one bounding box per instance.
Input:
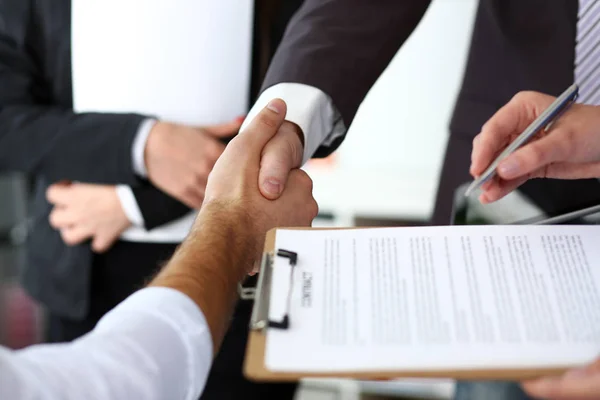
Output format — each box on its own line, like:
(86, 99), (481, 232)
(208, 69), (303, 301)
(0, 1), (476, 398)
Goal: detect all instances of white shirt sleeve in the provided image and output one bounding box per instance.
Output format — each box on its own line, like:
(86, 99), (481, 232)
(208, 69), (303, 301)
(132, 118), (157, 178)
(242, 83), (346, 164)
(115, 185), (145, 227)
(0, 287), (213, 400)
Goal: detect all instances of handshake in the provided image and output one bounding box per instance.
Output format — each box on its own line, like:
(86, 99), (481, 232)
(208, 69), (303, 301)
(146, 98), (318, 236)
(45, 100), (314, 254)
(144, 103), (305, 209)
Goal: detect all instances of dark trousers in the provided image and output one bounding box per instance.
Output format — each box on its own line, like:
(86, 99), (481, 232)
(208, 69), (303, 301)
(45, 240), (297, 400)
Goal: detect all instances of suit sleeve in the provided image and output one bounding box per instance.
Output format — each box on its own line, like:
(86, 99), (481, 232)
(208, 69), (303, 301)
(131, 183), (191, 231)
(0, 2), (147, 185)
(260, 0), (432, 156)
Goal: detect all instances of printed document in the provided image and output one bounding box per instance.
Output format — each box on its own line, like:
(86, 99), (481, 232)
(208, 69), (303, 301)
(266, 226), (600, 372)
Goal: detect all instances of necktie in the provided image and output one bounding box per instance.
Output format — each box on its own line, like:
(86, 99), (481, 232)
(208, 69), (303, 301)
(576, 0), (600, 104)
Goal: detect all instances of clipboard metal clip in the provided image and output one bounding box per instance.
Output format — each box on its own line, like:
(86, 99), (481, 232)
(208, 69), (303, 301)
(245, 248), (297, 332)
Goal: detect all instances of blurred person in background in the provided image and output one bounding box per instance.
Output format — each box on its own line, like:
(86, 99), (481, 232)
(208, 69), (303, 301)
(239, 0), (600, 399)
(0, 0), (303, 398)
(471, 90), (600, 400)
(1, 99), (319, 400)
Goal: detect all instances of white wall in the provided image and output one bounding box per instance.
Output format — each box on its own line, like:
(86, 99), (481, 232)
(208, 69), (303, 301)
(307, 0), (478, 224)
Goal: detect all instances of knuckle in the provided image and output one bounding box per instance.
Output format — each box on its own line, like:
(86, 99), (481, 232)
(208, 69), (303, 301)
(49, 212), (58, 227)
(528, 143), (545, 165)
(309, 199), (319, 219)
(93, 240), (108, 253)
(302, 173), (314, 191)
(185, 175), (199, 190)
(61, 232), (76, 245)
(513, 90), (535, 102)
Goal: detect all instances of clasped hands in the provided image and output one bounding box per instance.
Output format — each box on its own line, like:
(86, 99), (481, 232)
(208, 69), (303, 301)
(46, 100), (309, 253)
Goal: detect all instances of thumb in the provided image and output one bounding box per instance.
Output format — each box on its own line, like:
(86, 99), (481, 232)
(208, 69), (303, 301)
(234, 99), (287, 155)
(203, 119), (244, 138)
(258, 121), (304, 199)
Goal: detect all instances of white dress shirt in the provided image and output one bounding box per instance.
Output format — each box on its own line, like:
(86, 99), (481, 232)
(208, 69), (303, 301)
(0, 287), (212, 400)
(241, 83), (345, 164)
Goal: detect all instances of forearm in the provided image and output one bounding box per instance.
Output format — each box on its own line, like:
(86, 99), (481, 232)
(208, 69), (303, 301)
(261, 0), (431, 127)
(151, 202), (253, 353)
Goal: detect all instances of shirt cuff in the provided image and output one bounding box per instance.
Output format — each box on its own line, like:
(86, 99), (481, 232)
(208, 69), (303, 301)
(132, 118), (157, 178)
(94, 287), (213, 400)
(115, 185), (145, 228)
(242, 83), (346, 164)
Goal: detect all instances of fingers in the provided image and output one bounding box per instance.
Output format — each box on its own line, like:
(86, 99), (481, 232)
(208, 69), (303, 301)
(180, 189), (205, 209)
(258, 121), (304, 199)
(180, 175), (206, 208)
(479, 175), (529, 204)
(46, 182), (72, 205)
(471, 91), (554, 177)
(60, 225), (91, 246)
(285, 169), (319, 224)
(235, 99), (287, 156)
(495, 128), (573, 181)
(523, 367), (600, 400)
(91, 234), (118, 254)
(49, 207), (77, 229)
(204, 119), (244, 138)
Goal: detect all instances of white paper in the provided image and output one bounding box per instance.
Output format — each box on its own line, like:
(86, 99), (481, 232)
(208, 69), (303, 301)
(70, 0), (253, 241)
(71, 0), (253, 126)
(266, 225), (600, 372)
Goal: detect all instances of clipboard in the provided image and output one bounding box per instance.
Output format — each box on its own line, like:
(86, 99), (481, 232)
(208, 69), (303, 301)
(243, 228), (572, 382)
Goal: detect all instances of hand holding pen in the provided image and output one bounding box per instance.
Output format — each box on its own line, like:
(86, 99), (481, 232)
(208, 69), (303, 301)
(468, 86), (600, 203)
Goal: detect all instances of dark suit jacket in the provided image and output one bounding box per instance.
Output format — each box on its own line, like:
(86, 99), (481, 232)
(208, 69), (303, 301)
(0, 0), (301, 318)
(261, 0), (600, 224)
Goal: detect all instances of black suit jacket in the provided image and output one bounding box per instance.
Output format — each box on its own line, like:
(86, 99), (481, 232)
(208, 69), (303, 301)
(0, 0), (301, 318)
(261, 0), (600, 224)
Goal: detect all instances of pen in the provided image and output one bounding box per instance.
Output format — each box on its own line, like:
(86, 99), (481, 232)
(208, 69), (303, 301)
(465, 83), (579, 198)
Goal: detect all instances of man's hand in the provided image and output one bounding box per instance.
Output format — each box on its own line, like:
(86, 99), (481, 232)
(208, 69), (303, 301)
(144, 120), (242, 208)
(470, 91), (600, 203)
(204, 98), (318, 264)
(46, 182), (131, 253)
(152, 99), (317, 352)
(256, 119), (304, 199)
(522, 358), (600, 400)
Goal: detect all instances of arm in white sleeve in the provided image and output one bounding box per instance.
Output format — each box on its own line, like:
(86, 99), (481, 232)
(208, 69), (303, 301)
(115, 185), (145, 227)
(242, 83), (346, 164)
(132, 118), (157, 178)
(0, 287), (213, 400)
